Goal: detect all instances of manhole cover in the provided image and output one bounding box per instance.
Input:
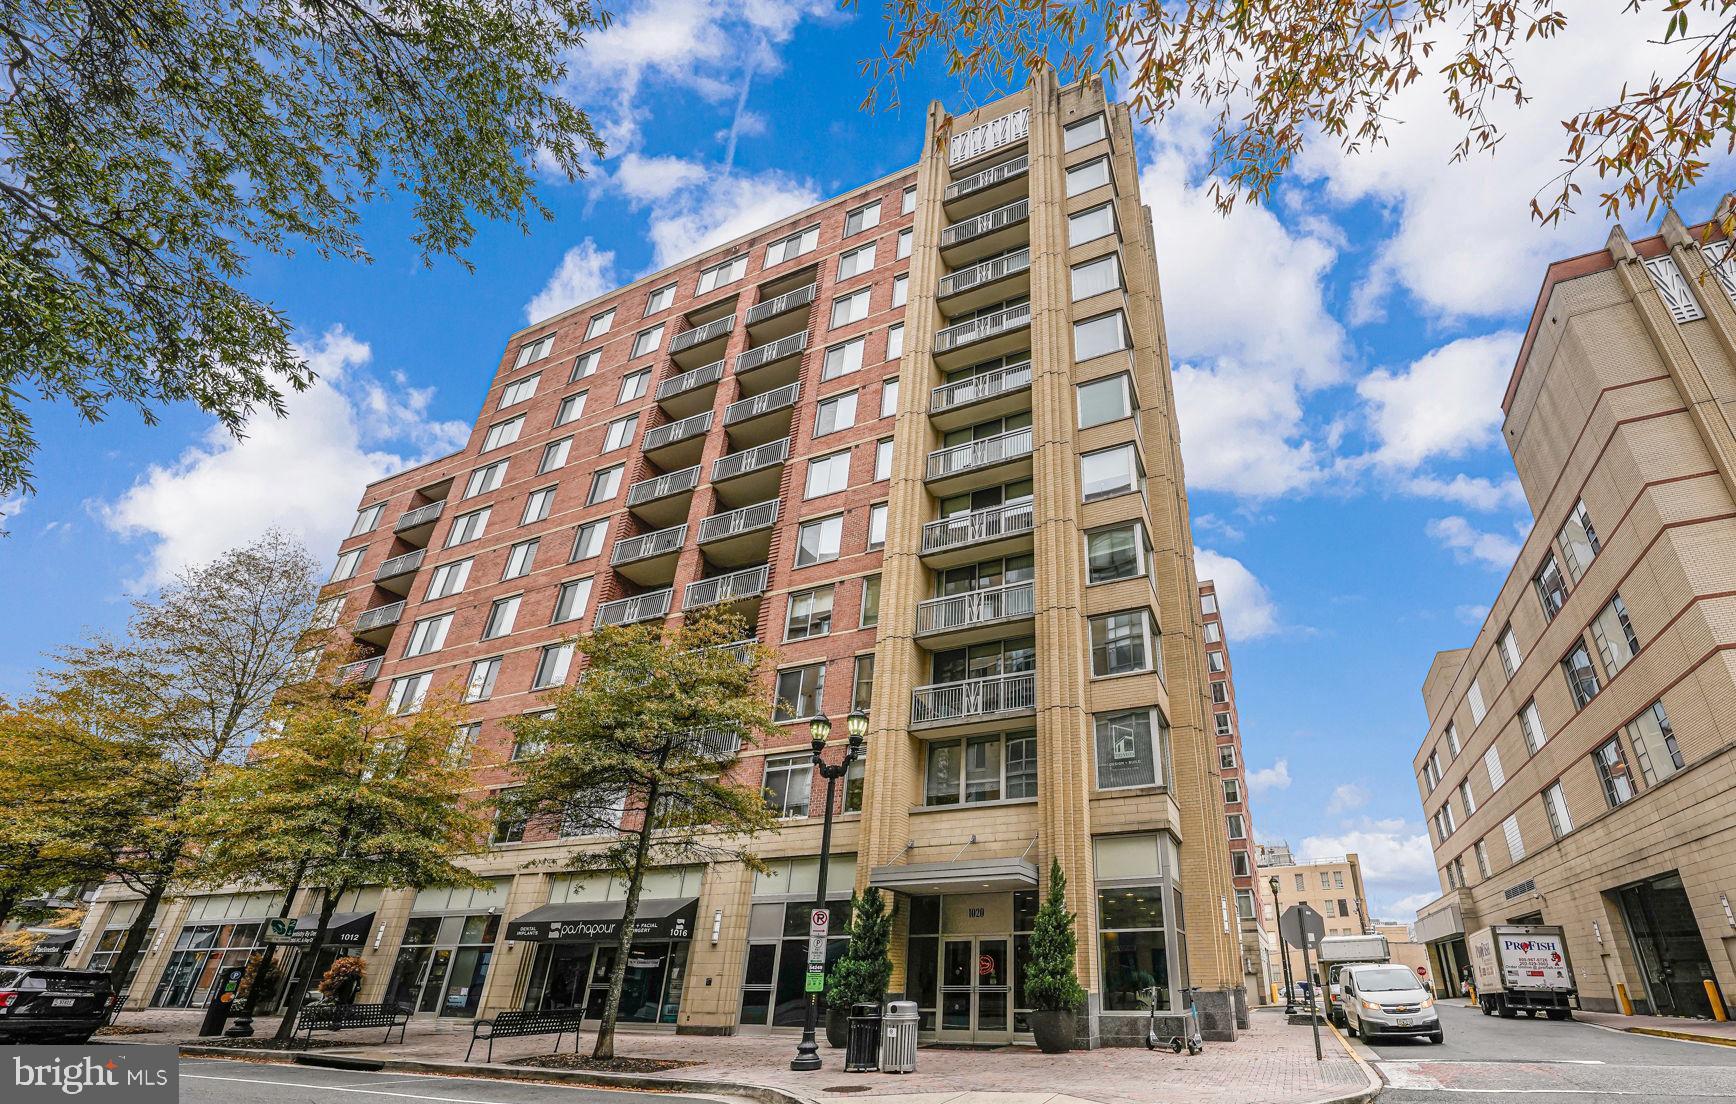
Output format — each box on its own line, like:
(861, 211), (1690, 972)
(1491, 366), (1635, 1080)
(824, 1086), (873, 1093)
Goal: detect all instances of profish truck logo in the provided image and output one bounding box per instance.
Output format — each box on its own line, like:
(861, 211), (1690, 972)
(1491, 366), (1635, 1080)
(9, 1047), (176, 1103)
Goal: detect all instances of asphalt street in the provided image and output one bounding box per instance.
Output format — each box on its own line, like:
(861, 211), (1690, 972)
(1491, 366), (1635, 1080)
(1351, 1000), (1736, 1102)
(178, 1058), (720, 1104)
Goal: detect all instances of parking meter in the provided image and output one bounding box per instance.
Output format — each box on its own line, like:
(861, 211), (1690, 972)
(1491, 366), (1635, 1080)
(198, 966), (248, 1036)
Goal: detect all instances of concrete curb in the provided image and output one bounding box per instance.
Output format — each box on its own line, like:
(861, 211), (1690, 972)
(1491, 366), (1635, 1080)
(179, 1045), (815, 1104)
(1624, 1026), (1736, 1048)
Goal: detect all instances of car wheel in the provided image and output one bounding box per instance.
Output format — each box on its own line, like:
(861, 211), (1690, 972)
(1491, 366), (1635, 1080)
(1546, 1010), (1570, 1021)
(1429, 1032), (1444, 1044)
(1480, 1001), (1493, 1016)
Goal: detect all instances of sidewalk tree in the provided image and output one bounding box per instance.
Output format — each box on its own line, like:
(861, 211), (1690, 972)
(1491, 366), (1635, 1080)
(0, 0), (613, 498)
(502, 610), (782, 1060)
(1024, 858), (1085, 1053)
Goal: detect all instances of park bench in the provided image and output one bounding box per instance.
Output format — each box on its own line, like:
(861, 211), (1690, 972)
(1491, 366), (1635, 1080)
(465, 1008), (585, 1063)
(294, 1001), (412, 1048)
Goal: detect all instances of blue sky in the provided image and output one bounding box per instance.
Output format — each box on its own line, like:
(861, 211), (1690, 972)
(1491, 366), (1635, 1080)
(1, 2), (1727, 919)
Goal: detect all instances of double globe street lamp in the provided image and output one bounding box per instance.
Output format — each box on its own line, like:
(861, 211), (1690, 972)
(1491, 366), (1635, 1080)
(790, 707), (869, 1072)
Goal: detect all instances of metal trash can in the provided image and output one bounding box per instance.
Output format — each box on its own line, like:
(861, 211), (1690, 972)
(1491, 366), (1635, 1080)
(879, 1000), (919, 1073)
(845, 1002), (882, 1072)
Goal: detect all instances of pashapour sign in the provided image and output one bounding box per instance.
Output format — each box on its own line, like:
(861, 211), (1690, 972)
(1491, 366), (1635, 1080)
(949, 107), (1030, 166)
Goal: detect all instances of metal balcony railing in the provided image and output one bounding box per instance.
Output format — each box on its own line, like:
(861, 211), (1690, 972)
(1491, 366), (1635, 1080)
(669, 314), (736, 354)
(934, 302), (1032, 354)
(745, 283), (817, 325)
(926, 426), (1034, 482)
(921, 500), (1036, 555)
(938, 249), (1030, 299)
(337, 656), (383, 684)
(916, 581), (1035, 636)
(698, 499), (780, 544)
(626, 464), (701, 507)
(945, 154), (1029, 203)
(735, 331), (808, 374)
(682, 726), (744, 760)
(373, 548), (425, 580)
(910, 671), (1036, 725)
(940, 198), (1029, 250)
(611, 523), (687, 566)
(930, 360), (1032, 415)
(656, 360), (724, 402)
(394, 500), (444, 532)
(354, 601), (405, 633)
(712, 437), (790, 482)
(596, 588), (673, 628)
(643, 411), (713, 451)
(683, 564), (770, 610)
(724, 381), (799, 426)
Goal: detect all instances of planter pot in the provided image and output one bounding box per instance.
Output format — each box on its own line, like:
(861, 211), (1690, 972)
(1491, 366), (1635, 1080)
(826, 1008), (849, 1049)
(1028, 1009), (1075, 1053)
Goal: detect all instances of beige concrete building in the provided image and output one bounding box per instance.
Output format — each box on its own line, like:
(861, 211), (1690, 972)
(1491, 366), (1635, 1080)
(69, 75), (1242, 1045)
(1372, 922), (1431, 989)
(1254, 848), (1369, 987)
(1410, 211), (1736, 1019)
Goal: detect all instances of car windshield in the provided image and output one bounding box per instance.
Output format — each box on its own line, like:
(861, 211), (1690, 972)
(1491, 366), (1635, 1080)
(1354, 967), (1419, 992)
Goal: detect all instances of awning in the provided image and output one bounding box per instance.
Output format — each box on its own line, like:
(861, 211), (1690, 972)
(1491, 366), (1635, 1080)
(284, 912), (375, 948)
(869, 857), (1038, 895)
(25, 928), (77, 949)
(507, 898), (698, 943)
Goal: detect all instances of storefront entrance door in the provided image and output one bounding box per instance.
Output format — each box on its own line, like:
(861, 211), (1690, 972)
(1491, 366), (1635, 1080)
(938, 936), (1011, 1043)
(1618, 873), (1718, 1018)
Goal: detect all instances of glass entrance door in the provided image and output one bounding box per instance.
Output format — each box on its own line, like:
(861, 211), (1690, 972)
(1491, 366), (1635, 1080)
(1619, 873), (1717, 1018)
(939, 936), (1012, 1043)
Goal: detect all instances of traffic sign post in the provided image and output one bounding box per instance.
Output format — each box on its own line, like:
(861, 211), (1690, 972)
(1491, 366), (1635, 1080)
(1303, 934), (1323, 1061)
(1280, 905), (1326, 1062)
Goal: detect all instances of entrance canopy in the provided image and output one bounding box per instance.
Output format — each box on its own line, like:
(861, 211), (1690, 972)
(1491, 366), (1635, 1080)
(869, 857), (1038, 896)
(507, 898), (698, 943)
(286, 912), (375, 947)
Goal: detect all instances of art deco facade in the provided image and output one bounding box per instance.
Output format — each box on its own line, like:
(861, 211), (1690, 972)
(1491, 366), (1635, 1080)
(70, 75), (1241, 1044)
(1411, 212), (1736, 1020)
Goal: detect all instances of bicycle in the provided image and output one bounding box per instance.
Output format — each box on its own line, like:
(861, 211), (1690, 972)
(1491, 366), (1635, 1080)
(1138, 985), (1203, 1055)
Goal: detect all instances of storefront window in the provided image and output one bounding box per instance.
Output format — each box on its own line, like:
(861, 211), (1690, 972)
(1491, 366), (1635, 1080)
(1099, 886), (1168, 1012)
(737, 899), (851, 1027)
(151, 922), (265, 1008)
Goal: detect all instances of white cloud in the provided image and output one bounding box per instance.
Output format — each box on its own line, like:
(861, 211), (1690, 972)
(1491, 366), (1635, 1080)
(1358, 333), (1523, 469)
(0, 492), (24, 529)
(1401, 473), (1527, 512)
(1326, 783), (1370, 815)
(1246, 758), (1292, 796)
(613, 154), (711, 203)
(1301, 817), (1438, 918)
(1455, 604), (1491, 626)
(1173, 362), (1326, 497)
(1194, 547), (1279, 640)
(526, 239), (618, 324)
(1426, 515), (1527, 569)
(640, 164), (820, 269)
(99, 326), (469, 590)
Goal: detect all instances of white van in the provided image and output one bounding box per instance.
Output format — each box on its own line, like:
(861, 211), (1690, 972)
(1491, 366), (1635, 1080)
(1341, 962), (1442, 1044)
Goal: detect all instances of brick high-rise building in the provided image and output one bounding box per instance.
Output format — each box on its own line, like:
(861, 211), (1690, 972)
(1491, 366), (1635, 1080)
(71, 75), (1242, 1043)
(1410, 211), (1736, 1019)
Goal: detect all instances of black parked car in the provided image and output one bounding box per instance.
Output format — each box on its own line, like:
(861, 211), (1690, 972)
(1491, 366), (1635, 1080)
(0, 967), (117, 1044)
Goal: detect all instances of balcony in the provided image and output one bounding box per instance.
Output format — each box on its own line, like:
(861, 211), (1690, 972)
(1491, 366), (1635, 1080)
(683, 563), (770, 611)
(642, 410), (713, 468)
(711, 437), (789, 507)
(938, 248), (1031, 316)
(929, 360), (1032, 431)
(723, 381), (799, 448)
(944, 154), (1029, 218)
(939, 198), (1029, 266)
(393, 500), (444, 547)
(668, 314), (736, 368)
(933, 302), (1031, 369)
(610, 523), (687, 586)
(626, 463), (701, 528)
(682, 726), (744, 760)
(373, 548), (425, 594)
(596, 587), (673, 629)
(910, 671), (1036, 731)
(745, 283), (817, 341)
(353, 600), (405, 646)
(925, 426), (1034, 496)
(920, 500), (1036, 567)
(337, 655), (383, 685)
(734, 331), (807, 396)
(655, 359), (725, 419)
(697, 499), (779, 567)
(916, 581), (1035, 647)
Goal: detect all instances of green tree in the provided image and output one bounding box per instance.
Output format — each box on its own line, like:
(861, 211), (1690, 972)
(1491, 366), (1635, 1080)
(1025, 859), (1085, 1013)
(826, 887), (893, 1011)
(502, 610), (783, 1059)
(0, 0), (612, 497)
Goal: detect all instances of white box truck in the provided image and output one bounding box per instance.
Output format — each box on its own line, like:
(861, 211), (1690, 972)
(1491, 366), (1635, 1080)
(1467, 924), (1577, 1019)
(1319, 934), (1390, 1025)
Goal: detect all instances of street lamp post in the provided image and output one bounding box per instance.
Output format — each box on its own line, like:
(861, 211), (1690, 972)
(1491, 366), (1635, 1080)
(790, 708), (869, 1073)
(1270, 875), (1295, 1015)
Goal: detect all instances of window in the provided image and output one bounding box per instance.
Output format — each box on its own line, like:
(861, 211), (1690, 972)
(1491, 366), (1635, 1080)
(1590, 594), (1640, 676)
(482, 595), (521, 639)
(1468, 680), (1487, 725)
(515, 334), (556, 368)
(897, 227), (913, 259)
(892, 274), (908, 307)
(844, 200), (881, 236)
(585, 309), (614, 340)
(1562, 643), (1601, 708)
(499, 373), (540, 408)
(532, 643), (573, 689)
(587, 464), (623, 505)
(1066, 154), (1112, 196)
(1086, 523), (1147, 583)
(555, 392), (586, 426)
(1534, 553), (1568, 620)
(822, 337), (865, 381)
(762, 754), (812, 818)
(630, 323), (665, 358)
(465, 460), (507, 499)
(830, 288), (871, 328)
(1071, 252), (1122, 301)
(492, 798), (526, 845)
(774, 664), (826, 721)
(860, 575), (881, 628)
(1073, 310), (1130, 360)
(764, 225), (819, 266)
(1233, 885), (1255, 919)
(1212, 681), (1228, 704)
(1558, 499), (1601, 581)
(447, 507), (490, 547)
(1214, 712), (1232, 736)
(794, 515), (844, 567)
(924, 732), (1036, 804)
(1219, 745), (1236, 770)
(1081, 443), (1141, 500)
(1227, 813), (1247, 839)
(1629, 701), (1684, 784)
(502, 538), (539, 579)
(1474, 839), (1491, 878)
(552, 577), (593, 624)
(1098, 881), (1171, 1012)
(330, 547), (364, 582)
(838, 243), (876, 280)
(1063, 113), (1107, 150)
(618, 369), (651, 404)
(880, 377), (899, 418)
(350, 503), (385, 536)
(814, 392), (857, 436)
(874, 438), (893, 482)
(426, 558), (472, 600)
(571, 519), (607, 560)
(902, 185), (917, 214)
(1203, 622), (1221, 643)
(1519, 699), (1547, 753)
(404, 613), (452, 658)
(803, 450), (851, 499)
(602, 414), (638, 453)
(522, 486), (556, 525)
(570, 349), (601, 381)
(1499, 625), (1522, 678)
(311, 597), (344, 629)
(511, 730), (547, 762)
(449, 723), (479, 768)
(1484, 744), (1505, 790)
(644, 283), (676, 316)
(465, 658), (501, 703)
(386, 673), (431, 715)
(1223, 777), (1241, 804)
(1090, 610), (1157, 677)
(1077, 373), (1134, 428)
(885, 323), (904, 360)
(540, 437), (572, 474)
(1459, 778), (1477, 816)
(1594, 734), (1638, 807)
(785, 586), (835, 640)
(1543, 782), (1573, 839)
(696, 256), (747, 294)
(867, 503), (888, 549)
(1068, 203), (1117, 246)
(482, 415), (524, 451)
